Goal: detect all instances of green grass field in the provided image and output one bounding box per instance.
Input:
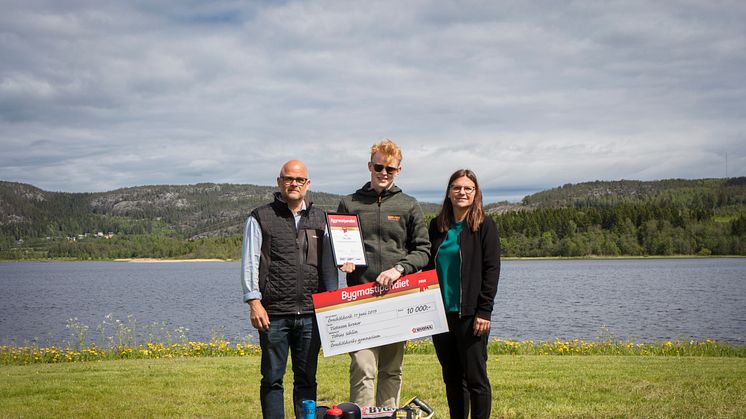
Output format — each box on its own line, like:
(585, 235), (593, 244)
(2, 354), (744, 418)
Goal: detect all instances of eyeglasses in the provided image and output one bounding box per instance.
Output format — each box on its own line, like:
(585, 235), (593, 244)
(450, 185), (475, 194)
(279, 176), (308, 185)
(371, 163), (399, 174)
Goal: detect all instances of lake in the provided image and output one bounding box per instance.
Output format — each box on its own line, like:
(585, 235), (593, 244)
(0, 258), (744, 346)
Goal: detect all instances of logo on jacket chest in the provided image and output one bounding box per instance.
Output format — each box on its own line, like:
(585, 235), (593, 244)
(387, 215), (401, 221)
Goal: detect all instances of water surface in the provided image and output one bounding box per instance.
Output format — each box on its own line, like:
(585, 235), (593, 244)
(0, 258), (743, 346)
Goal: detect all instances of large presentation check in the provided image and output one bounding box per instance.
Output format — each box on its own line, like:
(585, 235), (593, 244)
(312, 270), (448, 357)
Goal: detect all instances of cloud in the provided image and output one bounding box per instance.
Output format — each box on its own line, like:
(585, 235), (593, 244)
(1, 0), (744, 201)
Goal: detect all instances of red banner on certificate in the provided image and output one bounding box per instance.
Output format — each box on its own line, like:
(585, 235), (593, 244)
(326, 213), (367, 266)
(312, 270), (448, 357)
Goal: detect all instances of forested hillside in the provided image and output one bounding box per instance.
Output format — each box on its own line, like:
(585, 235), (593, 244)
(0, 182), (341, 240)
(494, 177), (746, 257)
(0, 181), (437, 259)
(1, 178), (744, 259)
(523, 177), (746, 208)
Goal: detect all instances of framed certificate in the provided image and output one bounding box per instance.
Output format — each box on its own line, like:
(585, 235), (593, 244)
(312, 270), (449, 357)
(326, 213), (367, 266)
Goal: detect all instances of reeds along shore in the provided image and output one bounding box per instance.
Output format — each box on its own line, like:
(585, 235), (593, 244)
(2, 338), (744, 366)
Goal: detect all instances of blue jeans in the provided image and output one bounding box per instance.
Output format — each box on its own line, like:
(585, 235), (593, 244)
(259, 314), (320, 419)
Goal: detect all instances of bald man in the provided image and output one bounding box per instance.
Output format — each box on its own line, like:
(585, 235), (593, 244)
(240, 160), (337, 418)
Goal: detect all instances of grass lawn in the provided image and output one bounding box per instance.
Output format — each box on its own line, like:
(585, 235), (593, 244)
(1, 354), (744, 418)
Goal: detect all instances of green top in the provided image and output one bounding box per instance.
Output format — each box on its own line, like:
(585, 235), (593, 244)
(436, 221), (464, 313)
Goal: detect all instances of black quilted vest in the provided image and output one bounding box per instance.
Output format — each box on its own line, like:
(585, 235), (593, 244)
(251, 193), (327, 315)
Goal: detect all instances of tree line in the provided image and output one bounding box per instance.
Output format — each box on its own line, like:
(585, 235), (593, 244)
(2, 235), (242, 260)
(2, 178), (744, 259)
(494, 203), (744, 257)
(3, 202), (744, 260)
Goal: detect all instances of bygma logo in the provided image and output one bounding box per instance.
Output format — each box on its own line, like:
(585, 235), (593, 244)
(411, 324), (434, 333)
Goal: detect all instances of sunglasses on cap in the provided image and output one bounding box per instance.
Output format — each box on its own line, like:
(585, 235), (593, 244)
(371, 163), (399, 174)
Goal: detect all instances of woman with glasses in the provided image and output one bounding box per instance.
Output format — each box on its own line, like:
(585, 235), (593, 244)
(425, 169), (501, 419)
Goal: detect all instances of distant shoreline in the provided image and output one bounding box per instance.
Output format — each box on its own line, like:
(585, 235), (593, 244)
(502, 255), (746, 261)
(113, 258), (229, 263)
(2, 255), (744, 263)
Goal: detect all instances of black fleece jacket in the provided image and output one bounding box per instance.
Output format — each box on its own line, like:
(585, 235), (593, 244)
(425, 216), (501, 320)
(337, 182), (430, 285)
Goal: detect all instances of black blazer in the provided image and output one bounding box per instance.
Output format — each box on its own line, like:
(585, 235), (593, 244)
(425, 216), (501, 319)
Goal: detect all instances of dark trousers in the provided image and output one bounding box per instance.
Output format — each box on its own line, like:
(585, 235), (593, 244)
(259, 314), (320, 419)
(433, 313), (492, 419)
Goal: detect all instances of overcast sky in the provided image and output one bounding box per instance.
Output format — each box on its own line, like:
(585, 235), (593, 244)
(1, 1), (744, 203)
